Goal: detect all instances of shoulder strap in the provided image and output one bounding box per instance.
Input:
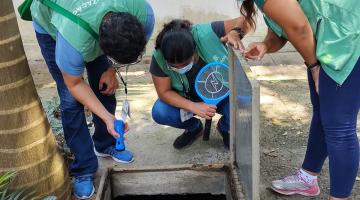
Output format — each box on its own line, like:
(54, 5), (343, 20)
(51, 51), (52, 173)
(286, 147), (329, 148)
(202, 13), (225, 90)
(39, 0), (99, 40)
(191, 23), (228, 65)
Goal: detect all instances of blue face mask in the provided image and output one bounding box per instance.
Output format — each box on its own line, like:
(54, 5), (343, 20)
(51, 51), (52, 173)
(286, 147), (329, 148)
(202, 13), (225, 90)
(170, 62), (194, 74)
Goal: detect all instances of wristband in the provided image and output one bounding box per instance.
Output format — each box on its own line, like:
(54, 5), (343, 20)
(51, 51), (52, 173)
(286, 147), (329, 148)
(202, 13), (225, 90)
(305, 61), (320, 69)
(230, 27), (245, 40)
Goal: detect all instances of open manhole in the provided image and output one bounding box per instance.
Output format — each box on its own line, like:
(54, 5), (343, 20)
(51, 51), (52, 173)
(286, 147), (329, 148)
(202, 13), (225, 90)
(96, 48), (260, 200)
(114, 194), (226, 200)
(96, 164), (244, 200)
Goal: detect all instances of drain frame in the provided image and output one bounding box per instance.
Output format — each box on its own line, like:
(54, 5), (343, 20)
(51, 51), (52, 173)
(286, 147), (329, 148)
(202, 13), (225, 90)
(96, 164), (244, 200)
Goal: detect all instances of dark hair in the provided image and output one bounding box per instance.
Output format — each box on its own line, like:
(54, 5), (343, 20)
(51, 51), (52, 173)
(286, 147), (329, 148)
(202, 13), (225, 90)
(155, 19), (196, 64)
(240, 0), (257, 30)
(99, 12), (146, 64)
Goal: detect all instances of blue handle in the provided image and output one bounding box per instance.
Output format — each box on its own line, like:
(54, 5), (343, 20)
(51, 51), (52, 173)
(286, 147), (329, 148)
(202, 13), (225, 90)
(114, 120), (125, 151)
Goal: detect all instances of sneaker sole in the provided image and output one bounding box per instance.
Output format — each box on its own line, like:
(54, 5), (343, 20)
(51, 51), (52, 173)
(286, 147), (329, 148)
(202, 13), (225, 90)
(74, 186), (95, 199)
(271, 187), (320, 197)
(94, 149), (134, 164)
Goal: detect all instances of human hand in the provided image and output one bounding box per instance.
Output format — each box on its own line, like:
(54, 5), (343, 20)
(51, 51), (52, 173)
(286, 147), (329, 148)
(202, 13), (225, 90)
(190, 102), (217, 120)
(99, 68), (119, 95)
(104, 116), (129, 138)
(221, 30), (245, 52)
(244, 42), (268, 60)
(310, 66), (320, 94)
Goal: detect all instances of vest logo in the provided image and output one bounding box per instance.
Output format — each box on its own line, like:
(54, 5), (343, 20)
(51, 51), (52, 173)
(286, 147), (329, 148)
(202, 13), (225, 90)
(212, 55), (227, 63)
(73, 0), (99, 15)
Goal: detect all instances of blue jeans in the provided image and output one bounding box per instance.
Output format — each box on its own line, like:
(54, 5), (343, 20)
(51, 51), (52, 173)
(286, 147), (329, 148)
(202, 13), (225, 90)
(152, 97), (230, 133)
(302, 58), (360, 198)
(34, 3), (155, 177)
(35, 32), (116, 177)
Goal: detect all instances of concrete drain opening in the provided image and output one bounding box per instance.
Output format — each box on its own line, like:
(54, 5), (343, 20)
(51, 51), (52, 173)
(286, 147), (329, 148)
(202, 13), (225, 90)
(96, 164), (244, 200)
(115, 194), (226, 200)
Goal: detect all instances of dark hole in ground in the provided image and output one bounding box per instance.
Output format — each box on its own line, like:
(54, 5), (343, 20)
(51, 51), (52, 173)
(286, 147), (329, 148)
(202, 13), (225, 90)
(114, 194), (227, 200)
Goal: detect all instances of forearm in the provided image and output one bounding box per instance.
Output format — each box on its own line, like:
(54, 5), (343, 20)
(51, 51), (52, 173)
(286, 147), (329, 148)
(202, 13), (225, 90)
(224, 17), (251, 34)
(263, 28), (287, 53)
(68, 80), (113, 121)
(158, 90), (195, 112)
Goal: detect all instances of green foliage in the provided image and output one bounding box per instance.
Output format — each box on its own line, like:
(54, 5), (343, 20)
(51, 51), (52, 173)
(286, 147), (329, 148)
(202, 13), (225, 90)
(0, 172), (37, 200)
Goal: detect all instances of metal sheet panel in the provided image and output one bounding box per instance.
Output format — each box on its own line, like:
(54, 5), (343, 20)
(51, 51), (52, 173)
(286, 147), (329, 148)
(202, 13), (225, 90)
(229, 47), (260, 200)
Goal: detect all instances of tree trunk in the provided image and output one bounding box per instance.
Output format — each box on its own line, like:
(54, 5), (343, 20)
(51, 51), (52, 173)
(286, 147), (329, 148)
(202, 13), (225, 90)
(0, 1), (71, 199)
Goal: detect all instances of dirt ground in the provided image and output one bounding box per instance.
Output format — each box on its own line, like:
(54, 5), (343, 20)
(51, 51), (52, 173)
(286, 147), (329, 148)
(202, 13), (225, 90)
(259, 79), (360, 200)
(28, 57), (360, 199)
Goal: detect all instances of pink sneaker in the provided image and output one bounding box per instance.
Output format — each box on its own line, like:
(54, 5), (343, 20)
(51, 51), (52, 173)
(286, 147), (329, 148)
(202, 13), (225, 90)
(271, 171), (320, 196)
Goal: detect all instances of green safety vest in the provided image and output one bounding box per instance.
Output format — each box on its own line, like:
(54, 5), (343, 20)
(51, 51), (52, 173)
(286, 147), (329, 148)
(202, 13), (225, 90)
(30, 0), (148, 62)
(255, 0), (360, 85)
(153, 23), (228, 97)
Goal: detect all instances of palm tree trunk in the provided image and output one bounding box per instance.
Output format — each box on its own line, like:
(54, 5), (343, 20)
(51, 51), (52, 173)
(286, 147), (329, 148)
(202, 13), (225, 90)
(0, 0), (71, 199)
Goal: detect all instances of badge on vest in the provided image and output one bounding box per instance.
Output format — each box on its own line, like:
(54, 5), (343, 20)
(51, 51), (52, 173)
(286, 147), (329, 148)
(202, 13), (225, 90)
(180, 109), (193, 122)
(121, 100), (131, 121)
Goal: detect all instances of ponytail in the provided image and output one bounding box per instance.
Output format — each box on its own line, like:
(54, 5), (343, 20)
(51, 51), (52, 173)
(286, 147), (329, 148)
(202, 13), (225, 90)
(240, 0), (257, 30)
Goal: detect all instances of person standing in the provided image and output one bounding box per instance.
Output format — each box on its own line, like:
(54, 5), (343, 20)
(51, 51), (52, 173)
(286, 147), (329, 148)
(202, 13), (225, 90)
(238, 0), (359, 199)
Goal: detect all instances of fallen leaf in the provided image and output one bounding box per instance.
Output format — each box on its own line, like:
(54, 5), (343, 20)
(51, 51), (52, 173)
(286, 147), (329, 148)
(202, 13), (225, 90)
(263, 149), (278, 157)
(263, 149), (276, 154)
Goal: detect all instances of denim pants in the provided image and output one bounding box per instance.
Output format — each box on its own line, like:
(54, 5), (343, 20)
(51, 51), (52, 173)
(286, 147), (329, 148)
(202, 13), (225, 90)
(302, 58), (360, 198)
(35, 32), (116, 177)
(34, 2), (155, 177)
(152, 97), (230, 133)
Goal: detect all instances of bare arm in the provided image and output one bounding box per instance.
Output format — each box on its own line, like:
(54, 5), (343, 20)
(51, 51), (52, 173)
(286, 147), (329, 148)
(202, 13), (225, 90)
(152, 75), (194, 111)
(62, 73), (119, 137)
(263, 0), (320, 93)
(244, 27), (287, 60)
(223, 17), (251, 34)
(263, 0), (317, 64)
(221, 17), (251, 50)
(263, 28), (287, 53)
(152, 75), (216, 120)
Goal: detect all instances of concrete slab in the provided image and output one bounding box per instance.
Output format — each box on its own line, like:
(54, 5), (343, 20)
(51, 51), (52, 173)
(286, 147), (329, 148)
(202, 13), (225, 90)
(250, 65), (307, 80)
(111, 170), (227, 196)
(244, 54), (276, 67)
(270, 52), (304, 66)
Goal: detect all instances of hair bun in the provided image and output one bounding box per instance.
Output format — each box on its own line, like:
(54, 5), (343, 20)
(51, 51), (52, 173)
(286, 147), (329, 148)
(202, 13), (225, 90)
(155, 19), (193, 49)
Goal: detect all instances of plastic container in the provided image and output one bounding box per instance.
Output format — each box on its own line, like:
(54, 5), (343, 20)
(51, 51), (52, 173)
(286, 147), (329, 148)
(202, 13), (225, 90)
(114, 120), (125, 151)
